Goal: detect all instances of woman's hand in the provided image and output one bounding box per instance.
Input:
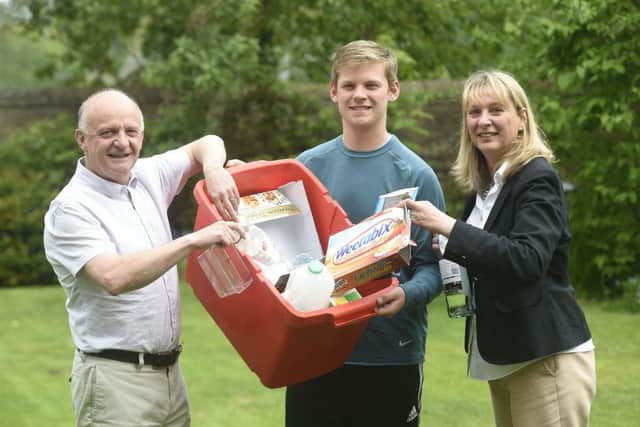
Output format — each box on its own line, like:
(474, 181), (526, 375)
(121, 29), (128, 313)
(399, 199), (456, 237)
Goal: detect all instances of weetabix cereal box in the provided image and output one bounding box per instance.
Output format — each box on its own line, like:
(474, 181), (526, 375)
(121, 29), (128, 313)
(324, 207), (412, 295)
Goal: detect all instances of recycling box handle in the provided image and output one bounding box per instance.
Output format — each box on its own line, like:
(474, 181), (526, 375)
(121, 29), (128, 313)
(332, 300), (377, 327)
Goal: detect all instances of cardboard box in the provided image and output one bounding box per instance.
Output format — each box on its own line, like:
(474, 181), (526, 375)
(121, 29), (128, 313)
(324, 207), (412, 295)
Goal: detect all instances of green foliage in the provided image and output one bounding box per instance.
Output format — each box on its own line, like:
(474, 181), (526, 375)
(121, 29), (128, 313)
(20, 0), (148, 85)
(498, 0), (640, 296)
(0, 12), (63, 88)
(6, 0), (639, 299)
(600, 275), (640, 314)
(0, 114), (77, 286)
(16, 0), (504, 151)
(267, 1), (498, 81)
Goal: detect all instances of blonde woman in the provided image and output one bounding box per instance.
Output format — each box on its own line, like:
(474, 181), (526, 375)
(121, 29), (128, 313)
(403, 70), (596, 427)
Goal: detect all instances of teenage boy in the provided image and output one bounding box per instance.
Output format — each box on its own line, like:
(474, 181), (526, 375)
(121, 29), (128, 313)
(286, 40), (445, 427)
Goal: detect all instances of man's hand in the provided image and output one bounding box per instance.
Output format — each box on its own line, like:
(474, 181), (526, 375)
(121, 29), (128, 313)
(81, 220), (247, 296)
(205, 167), (240, 222)
(191, 220), (246, 249)
(375, 286), (406, 317)
(184, 135), (241, 222)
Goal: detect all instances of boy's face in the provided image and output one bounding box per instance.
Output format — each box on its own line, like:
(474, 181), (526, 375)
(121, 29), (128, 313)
(330, 62), (399, 131)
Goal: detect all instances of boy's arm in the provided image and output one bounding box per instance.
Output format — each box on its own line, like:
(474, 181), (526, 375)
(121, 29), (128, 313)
(376, 169), (445, 315)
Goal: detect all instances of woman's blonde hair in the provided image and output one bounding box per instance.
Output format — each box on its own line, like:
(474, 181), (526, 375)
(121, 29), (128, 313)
(452, 70), (555, 193)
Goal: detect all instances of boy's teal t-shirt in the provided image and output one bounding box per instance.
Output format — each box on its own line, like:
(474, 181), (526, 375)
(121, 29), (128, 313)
(297, 134), (445, 365)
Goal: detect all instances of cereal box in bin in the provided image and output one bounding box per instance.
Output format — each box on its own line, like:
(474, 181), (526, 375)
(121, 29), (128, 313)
(325, 207), (412, 295)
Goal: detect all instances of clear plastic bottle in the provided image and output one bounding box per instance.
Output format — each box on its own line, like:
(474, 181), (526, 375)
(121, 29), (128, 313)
(437, 234), (473, 318)
(235, 225), (280, 265)
(439, 258), (473, 318)
(281, 260), (335, 312)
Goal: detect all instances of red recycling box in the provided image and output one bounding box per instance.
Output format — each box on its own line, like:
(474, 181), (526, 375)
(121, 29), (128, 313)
(185, 159), (398, 388)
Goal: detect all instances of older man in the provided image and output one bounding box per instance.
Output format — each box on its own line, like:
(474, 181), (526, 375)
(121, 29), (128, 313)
(44, 89), (244, 426)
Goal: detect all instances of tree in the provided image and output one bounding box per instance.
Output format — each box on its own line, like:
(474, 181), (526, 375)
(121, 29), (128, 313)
(9, 0), (493, 285)
(499, 0), (640, 296)
(9, 0), (638, 297)
(16, 0), (506, 155)
(0, 115), (76, 285)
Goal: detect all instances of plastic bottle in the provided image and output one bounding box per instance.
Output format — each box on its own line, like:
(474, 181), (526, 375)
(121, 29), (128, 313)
(281, 260), (335, 312)
(235, 225), (280, 265)
(439, 258), (473, 318)
(437, 234), (473, 318)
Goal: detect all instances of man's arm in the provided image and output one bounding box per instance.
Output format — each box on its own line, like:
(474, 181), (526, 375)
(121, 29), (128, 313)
(82, 220), (245, 295)
(183, 134), (240, 221)
(82, 134), (245, 296)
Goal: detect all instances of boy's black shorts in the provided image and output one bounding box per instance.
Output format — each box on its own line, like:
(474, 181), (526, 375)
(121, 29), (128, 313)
(286, 363), (423, 427)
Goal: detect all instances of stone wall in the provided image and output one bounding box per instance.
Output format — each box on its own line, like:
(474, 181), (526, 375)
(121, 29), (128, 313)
(0, 88), (82, 143)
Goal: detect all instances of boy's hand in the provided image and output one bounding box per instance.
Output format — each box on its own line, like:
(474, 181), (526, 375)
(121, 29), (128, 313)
(375, 286), (405, 317)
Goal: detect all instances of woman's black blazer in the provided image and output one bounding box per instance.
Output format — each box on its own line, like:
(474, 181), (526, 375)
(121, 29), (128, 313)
(445, 157), (591, 365)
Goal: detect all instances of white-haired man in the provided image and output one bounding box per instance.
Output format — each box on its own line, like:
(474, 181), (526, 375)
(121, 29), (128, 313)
(44, 89), (244, 426)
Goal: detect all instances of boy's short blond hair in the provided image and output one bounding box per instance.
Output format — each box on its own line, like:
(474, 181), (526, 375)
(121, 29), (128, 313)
(330, 40), (398, 87)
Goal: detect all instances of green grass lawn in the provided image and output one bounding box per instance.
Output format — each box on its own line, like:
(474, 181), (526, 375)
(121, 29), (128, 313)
(1, 283), (637, 426)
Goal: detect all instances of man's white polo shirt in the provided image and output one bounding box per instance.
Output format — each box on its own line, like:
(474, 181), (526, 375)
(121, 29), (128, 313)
(44, 148), (192, 354)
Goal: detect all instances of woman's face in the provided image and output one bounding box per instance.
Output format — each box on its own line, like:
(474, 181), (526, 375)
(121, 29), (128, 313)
(465, 88), (525, 170)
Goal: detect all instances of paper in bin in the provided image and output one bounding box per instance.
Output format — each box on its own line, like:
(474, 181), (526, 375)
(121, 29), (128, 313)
(197, 245), (253, 298)
(374, 186), (418, 213)
(238, 188), (301, 225)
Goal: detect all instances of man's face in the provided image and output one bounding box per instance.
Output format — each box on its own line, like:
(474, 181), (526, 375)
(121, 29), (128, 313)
(76, 93), (144, 185)
(330, 62), (399, 130)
